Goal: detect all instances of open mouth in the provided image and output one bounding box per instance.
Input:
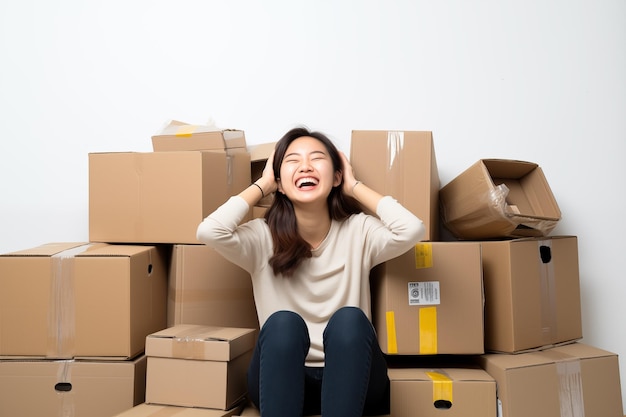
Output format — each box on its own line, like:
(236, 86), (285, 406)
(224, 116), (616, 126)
(296, 177), (319, 188)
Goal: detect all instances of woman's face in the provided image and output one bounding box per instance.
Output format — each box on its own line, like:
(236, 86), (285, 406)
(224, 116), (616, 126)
(277, 136), (342, 206)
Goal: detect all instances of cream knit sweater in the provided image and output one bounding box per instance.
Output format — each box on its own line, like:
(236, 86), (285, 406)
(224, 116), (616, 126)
(197, 195), (424, 366)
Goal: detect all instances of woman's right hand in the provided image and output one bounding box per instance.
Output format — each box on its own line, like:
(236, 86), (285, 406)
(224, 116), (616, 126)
(257, 149), (278, 196)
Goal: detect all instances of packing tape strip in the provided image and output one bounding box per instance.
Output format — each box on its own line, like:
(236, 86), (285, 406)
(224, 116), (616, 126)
(538, 239), (558, 345)
(175, 124), (197, 137)
(385, 131), (404, 195)
(414, 243), (433, 269)
(419, 307), (438, 354)
(385, 311), (398, 354)
(171, 335), (208, 360)
(540, 349), (585, 417)
(48, 244), (94, 358)
(556, 359), (585, 417)
(426, 370), (453, 405)
(55, 360), (76, 416)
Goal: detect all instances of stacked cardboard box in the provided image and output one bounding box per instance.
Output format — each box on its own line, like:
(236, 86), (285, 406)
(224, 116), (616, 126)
(439, 158), (623, 416)
(0, 242), (167, 416)
(348, 130), (498, 417)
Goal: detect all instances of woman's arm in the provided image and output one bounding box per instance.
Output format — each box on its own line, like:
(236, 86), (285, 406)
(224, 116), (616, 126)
(339, 151), (383, 213)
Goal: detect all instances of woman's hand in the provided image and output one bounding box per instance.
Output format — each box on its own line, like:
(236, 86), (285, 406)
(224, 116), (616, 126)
(257, 149), (278, 196)
(339, 151), (359, 197)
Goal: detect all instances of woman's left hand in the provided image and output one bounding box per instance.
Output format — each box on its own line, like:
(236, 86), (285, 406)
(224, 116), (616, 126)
(339, 151), (359, 197)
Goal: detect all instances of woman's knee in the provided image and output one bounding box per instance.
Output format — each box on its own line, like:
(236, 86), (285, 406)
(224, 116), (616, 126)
(260, 310), (310, 351)
(324, 307), (374, 346)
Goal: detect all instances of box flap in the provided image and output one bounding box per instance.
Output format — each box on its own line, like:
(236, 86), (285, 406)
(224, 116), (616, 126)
(248, 142), (277, 162)
(1, 242), (90, 257)
(152, 120), (246, 151)
(481, 159), (538, 179)
(146, 324), (256, 361)
(75, 244), (156, 258)
(388, 367), (494, 383)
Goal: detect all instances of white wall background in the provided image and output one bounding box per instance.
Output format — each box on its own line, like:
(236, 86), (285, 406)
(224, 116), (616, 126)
(1, 0), (624, 409)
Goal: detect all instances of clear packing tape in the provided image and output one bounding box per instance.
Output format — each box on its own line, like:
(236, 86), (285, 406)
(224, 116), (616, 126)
(48, 244), (93, 358)
(540, 349), (586, 417)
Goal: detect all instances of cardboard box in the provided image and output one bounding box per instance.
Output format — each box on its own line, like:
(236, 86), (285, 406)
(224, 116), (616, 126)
(152, 120), (247, 152)
(89, 150), (251, 244)
(480, 236), (582, 353)
(371, 242), (484, 355)
(0, 355), (146, 417)
(0, 242), (167, 359)
(388, 367), (497, 417)
(248, 142), (276, 208)
(350, 130), (440, 241)
(114, 402), (244, 417)
(145, 325), (256, 410)
(439, 159), (561, 240)
(479, 343), (623, 417)
(167, 244), (258, 330)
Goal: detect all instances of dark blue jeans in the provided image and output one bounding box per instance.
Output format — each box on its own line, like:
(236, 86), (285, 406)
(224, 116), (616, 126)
(247, 307), (390, 417)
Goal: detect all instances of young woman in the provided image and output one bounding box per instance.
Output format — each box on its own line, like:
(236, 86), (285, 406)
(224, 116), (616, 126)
(196, 127), (425, 417)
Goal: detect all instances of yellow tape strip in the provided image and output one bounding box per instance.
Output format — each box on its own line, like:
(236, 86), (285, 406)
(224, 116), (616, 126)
(386, 311), (398, 354)
(419, 307), (438, 354)
(426, 371), (453, 403)
(175, 124), (197, 137)
(414, 243), (433, 269)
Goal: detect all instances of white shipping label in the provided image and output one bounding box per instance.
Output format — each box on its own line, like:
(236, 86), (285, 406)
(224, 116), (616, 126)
(408, 281), (441, 305)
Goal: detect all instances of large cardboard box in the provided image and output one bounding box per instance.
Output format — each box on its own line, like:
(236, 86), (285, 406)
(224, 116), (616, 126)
(89, 150), (251, 244)
(151, 120), (247, 152)
(439, 159), (561, 240)
(167, 244), (258, 330)
(371, 242), (484, 355)
(0, 242), (167, 359)
(479, 343), (623, 417)
(145, 325), (256, 410)
(114, 402), (245, 417)
(388, 367), (497, 417)
(0, 355), (146, 417)
(480, 236), (582, 353)
(350, 130), (440, 241)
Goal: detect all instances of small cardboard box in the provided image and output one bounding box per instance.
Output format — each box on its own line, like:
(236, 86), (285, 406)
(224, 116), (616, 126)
(89, 150), (251, 244)
(388, 367), (497, 417)
(0, 355), (146, 417)
(167, 244), (258, 330)
(113, 402), (245, 417)
(479, 343), (623, 417)
(480, 236), (582, 353)
(371, 242), (484, 355)
(152, 120), (247, 152)
(439, 159), (561, 240)
(350, 130), (440, 241)
(0, 243), (167, 359)
(145, 325), (256, 410)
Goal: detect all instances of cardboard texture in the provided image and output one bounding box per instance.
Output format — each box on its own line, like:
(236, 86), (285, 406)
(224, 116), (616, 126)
(479, 343), (624, 417)
(113, 402), (245, 417)
(89, 150), (251, 244)
(481, 236), (582, 353)
(350, 130), (440, 241)
(248, 142), (277, 208)
(371, 242), (484, 355)
(387, 367), (497, 417)
(167, 244), (258, 330)
(0, 243), (168, 359)
(145, 325), (256, 410)
(0, 355), (146, 417)
(439, 159), (561, 240)
(152, 120), (247, 152)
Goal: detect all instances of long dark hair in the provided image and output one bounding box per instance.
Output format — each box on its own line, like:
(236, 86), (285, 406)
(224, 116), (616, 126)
(264, 126), (362, 276)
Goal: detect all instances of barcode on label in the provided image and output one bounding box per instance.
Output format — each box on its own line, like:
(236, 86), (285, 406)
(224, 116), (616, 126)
(408, 281), (440, 305)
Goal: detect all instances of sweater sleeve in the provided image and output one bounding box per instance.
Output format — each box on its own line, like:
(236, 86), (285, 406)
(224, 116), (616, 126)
(196, 196), (266, 273)
(368, 195), (426, 266)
